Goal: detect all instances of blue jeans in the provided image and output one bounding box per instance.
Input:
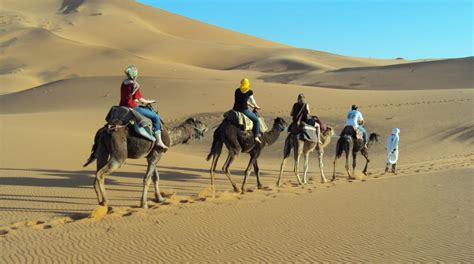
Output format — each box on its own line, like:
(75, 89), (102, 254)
(134, 107), (161, 132)
(242, 109), (260, 136)
(358, 125), (368, 145)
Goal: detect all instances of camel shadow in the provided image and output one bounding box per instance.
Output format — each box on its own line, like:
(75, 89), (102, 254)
(59, 0), (85, 14)
(0, 167), (203, 189)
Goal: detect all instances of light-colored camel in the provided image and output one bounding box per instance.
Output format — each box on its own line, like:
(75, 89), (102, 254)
(277, 127), (334, 186)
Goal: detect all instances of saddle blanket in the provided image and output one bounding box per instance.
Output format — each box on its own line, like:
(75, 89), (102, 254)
(105, 106), (155, 141)
(224, 110), (268, 133)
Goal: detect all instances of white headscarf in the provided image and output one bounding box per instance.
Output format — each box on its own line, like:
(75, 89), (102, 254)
(386, 128), (400, 164)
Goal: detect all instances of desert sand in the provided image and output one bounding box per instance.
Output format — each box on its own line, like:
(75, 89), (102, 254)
(1, 0), (473, 262)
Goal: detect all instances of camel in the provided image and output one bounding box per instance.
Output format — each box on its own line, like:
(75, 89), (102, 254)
(206, 117), (287, 194)
(332, 126), (379, 180)
(277, 126), (335, 186)
(83, 117), (208, 209)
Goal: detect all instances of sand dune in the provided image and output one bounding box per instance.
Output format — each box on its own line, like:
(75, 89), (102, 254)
(0, 0), (473, 262)
(1, 0), (412, 92)
(260, 56), (474, 90)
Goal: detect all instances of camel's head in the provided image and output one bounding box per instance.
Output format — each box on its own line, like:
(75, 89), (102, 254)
(272, 117), (288, 132)
(323, 126), (335, 137)
(184, 117), (208, 140)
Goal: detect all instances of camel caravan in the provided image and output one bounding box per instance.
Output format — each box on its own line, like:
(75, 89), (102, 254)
(85, 66), (396, 210)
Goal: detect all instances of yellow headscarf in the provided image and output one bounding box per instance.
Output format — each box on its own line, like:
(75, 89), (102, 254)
(240, 78), (251, 93)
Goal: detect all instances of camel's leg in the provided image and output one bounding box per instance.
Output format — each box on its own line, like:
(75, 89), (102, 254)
(93, 145), (109, 205)
(277, 157), (288, 187)
(302, 151), (310, 184)
(351, 152), (357, 179)
(277, 135), (292, 187)
(221, 152), (231, 172)
(361, 149), (370, 175)
(253, 159), (263, 189)
(293, 141), (304, 185)
(318, 150), (328, 183)
(345, 150), (352, 179)
(241, 154), (257, 194)
(152, 167), (165, 203)
(223, 152), (239, 193)
(332, 157), (338, 181)
(209, 150), (222, 195)
(141, 160), (155, 209)
(96, 158), (122, 206)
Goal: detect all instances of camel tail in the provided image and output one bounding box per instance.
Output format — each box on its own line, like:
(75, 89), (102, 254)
(335, 135), (351, 159)
(83, 126), (105, 167)
(206, 124), (224, 161)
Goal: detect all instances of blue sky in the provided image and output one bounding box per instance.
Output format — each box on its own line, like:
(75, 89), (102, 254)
(138, 0), (473, 59)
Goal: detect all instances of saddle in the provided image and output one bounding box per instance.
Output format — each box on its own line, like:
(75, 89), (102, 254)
(288, 116), (328, 143)
(223, 110), (268, 133)
(105, 106), (155, 141)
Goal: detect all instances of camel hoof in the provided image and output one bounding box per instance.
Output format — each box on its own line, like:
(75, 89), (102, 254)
(89, 205), (108, 220)
(257, 184), (263, 190)
(321, 180), (328, 184)
(154, 197), (166, 203)
(141, 204), (149, 209)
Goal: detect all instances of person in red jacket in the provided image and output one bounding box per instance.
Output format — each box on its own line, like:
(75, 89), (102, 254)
(120, 66), (168, 149)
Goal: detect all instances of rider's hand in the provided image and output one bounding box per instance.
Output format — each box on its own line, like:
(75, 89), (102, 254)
(147, 99), (156, 104)
(254, 106), (261, 110)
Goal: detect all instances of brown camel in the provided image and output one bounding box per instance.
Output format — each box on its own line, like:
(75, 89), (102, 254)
(332, 126), (379, 180)
(206, 117), (287, 194)
(277, 126), (334, 186)
(83, 117), (208, 209)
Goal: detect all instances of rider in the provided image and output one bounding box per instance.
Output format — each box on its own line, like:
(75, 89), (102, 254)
(290, 93), (322, 144)
(120, 66), (168, 150)
(345, 105), (368, 146)
(232, 78), (262, 144)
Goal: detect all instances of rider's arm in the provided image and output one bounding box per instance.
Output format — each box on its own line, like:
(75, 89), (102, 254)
(306, 104), (310, 114)
(137, 97), (155, 104)
(248, 95), (261, 109)
(132, 88), (155, 104)
(358, 112), (364, 125)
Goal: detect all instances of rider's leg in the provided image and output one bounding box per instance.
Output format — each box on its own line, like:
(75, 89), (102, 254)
(242, 109), (261, 143)
(359, 125), (368, 146)
(134, 107), (168, 149)
(315, 122), (322, 144)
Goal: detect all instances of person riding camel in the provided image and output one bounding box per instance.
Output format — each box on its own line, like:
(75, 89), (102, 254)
(290, 93), (322, 144)
(232, 78), (262, 144)
(120, 66), (168, 150)
(345, 105), (368, 147)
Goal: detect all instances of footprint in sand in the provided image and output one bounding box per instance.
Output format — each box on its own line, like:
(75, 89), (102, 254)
(0, 229), (9, 236)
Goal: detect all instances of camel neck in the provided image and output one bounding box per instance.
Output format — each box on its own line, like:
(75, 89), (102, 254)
(263, 128), (282, 146)
(321, 132), (333, 148)
(169, 125), (192, 146)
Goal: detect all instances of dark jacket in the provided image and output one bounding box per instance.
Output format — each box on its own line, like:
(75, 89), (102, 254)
(233, 88), (253, 112)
